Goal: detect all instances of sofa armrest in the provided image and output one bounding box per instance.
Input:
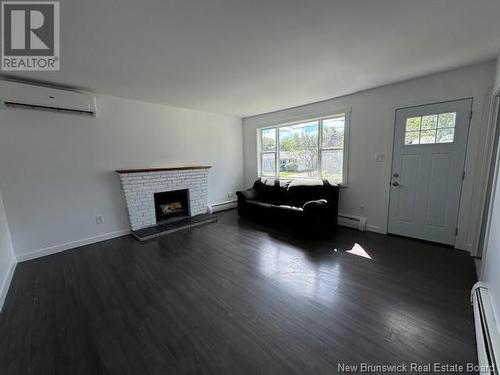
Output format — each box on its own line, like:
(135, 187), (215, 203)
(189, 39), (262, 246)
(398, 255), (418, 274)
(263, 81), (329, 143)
(302, 199), (328, 212)
(236, 188), (258, 202)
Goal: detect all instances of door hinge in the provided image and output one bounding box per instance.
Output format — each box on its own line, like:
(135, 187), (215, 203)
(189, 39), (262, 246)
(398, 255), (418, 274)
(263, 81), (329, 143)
(470, 111), (473, 120)
(455, 227), (459, 236)
(462, 171), (466, 180)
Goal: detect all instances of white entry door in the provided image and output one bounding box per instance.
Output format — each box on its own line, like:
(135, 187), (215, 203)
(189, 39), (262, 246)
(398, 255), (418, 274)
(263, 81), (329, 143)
(388, 99), (472, 245)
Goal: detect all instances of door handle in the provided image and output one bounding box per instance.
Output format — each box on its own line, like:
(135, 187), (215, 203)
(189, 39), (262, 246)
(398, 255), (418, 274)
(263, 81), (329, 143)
(392, 181), (400, 187)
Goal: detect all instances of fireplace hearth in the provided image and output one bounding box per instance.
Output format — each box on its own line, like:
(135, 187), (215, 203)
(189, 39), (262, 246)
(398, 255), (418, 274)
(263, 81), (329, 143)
(154, 189), (189, 224)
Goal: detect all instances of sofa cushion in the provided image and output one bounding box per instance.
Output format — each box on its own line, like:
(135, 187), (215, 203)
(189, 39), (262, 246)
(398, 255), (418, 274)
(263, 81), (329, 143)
(253, 178), (279, 202)
(246, 200), (273, 209)
(279, 179), (292, 189)
(236, 188), (258, 201)
(302, 199), (328, 211)
(286, 179), (325, 205)
(260, 177), (276, 186)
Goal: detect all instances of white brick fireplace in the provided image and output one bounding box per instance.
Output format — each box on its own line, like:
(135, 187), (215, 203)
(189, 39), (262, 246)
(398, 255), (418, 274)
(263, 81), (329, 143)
(117, 166), (210, 231)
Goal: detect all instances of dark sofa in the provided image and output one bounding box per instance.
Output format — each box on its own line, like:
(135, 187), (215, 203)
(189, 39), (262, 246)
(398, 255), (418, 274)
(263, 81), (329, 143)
(236, 178), (339, 233)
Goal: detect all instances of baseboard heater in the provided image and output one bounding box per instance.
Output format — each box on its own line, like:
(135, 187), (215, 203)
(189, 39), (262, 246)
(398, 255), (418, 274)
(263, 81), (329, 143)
(471, 282), (500, 375)
(337, 214), (367, 231)
(209, 200), (237, 213)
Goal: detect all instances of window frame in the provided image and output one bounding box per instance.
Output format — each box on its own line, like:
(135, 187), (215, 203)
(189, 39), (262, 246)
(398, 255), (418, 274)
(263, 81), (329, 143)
(257, 111), (350, 185)
(259, 127), (277, 177)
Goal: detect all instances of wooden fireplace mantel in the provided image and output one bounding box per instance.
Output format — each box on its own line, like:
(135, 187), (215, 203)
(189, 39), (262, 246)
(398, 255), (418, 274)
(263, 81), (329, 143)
(116, 166), (211, 174)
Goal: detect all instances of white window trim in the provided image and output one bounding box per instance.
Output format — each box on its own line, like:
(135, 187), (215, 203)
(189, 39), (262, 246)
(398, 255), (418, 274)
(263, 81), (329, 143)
(257, 110), (350, 185)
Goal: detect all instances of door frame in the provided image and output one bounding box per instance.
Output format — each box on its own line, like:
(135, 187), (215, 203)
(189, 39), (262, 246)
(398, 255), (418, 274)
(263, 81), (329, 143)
(478, 88), (500, 267)
(386, 98), (473, 246)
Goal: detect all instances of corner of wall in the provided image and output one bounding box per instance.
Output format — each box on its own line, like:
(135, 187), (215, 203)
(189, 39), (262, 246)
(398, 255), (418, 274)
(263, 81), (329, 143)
(0, 189), (17, 313)
(0, 256), (16, 313)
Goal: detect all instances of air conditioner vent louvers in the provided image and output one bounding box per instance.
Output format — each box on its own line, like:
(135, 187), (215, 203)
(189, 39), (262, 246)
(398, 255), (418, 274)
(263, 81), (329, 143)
(0, 80), (97, 116)
(4, 101), (95, 116)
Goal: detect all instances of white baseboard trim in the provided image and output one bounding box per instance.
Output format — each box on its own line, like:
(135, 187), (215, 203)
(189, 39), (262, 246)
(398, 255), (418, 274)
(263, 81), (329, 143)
(0, 256), (17, 313)
(366, 225), (385, 234)
(210, 200), (237, 213)
(455, 242), (473, 253)
(16, 203), (238, 263)
(16, 229), (131, 263)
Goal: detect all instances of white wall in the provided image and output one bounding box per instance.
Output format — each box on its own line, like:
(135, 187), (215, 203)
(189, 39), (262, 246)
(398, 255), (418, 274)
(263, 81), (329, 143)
(243, 61), (495, 253)
(0, 88), (243, 260)
(481, 129), (500, 326)
(479, 53), (500, 325)
(0, 189), (16, 311)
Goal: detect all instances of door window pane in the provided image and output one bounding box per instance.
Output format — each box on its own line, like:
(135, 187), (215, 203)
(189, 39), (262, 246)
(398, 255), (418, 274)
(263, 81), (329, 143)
(437, 128), (454, 143)
(322, 116), (345, 148)
(279, 121), (319, 178)
(405, 131), (420, 145)
(438, 112), (456, 128)
(405, 117), (421, 131)
(261, 153), (275, 176)
(421, 115), (438, 130)
(420, 130), (436, 144)
(261, 128), (276, 151)
(321, 150), (343, 182)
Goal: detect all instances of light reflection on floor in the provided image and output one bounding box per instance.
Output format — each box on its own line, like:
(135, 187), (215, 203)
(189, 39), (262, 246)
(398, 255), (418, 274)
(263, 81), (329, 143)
(333, 242), (372, 260)
(258, 240), (341, 302)
(345, 243), (372, 259)
(383, 307), (435, 351)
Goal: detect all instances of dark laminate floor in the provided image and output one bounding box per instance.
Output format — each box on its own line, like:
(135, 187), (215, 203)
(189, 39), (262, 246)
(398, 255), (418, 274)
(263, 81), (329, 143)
(0, 210), (478, 374)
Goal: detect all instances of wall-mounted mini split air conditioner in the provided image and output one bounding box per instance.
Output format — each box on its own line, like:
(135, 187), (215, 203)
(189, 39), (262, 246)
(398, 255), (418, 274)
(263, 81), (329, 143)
(0, 80), (97, 116)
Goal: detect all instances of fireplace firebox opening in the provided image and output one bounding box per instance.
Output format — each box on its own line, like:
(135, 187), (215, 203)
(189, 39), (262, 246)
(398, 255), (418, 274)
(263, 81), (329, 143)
(154, 189), (190, 224)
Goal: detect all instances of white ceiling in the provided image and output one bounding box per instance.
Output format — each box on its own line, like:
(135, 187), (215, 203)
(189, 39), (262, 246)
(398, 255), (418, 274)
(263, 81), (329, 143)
(4, 0), (500, 117)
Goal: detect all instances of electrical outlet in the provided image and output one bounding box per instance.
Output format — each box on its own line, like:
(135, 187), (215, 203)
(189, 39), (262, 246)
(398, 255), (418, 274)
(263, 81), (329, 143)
(228, 192), (234, 200)
(375, 153), (386, 162)
(95, 215), (103, 224)
(359, 205), (365, 214)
